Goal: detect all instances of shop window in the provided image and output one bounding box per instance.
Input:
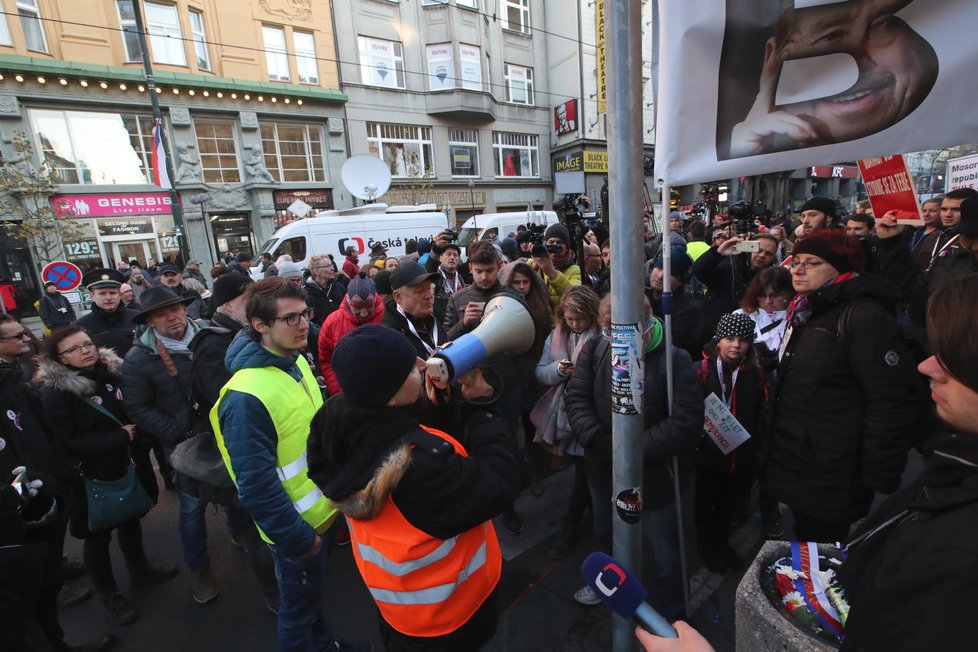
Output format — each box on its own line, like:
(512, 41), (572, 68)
(448, 129), (479, 177)
(29, 109), (156, 185)
(145, 1), (187, 66)
(358, 36), (406, 89)
(194, 120), (241, 184)
(259, 122), (326, 183)
(366, 123), (433, 179)
(493, 131), (538, 178)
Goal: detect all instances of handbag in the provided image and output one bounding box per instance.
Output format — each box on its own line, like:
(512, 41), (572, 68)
(169, 430), (235, 489)
(79, 397), (155, 532)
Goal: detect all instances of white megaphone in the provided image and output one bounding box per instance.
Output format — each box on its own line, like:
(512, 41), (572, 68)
(426, 294), (535, 384)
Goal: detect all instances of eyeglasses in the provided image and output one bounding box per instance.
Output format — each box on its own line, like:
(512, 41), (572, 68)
(789, 260), (827, 271)
(0, 329), (31, 342)
(59, 341), (95, 355)
(269, 308), (313, 327)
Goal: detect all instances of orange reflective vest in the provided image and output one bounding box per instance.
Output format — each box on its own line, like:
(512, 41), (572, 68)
(346, 425), (502, 637)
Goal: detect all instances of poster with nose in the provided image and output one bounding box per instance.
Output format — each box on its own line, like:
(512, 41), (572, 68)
(654, 0), (978, 185)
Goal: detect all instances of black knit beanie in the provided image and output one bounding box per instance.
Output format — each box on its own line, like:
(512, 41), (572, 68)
(544, 223), (571, 246)
(332, 325), (419, 408)
(800, 196), (837, 220)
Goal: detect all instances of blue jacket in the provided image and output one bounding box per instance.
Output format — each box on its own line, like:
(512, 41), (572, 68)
(217, 329), (315, 558)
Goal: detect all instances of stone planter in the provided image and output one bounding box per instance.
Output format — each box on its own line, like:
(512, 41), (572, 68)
(735, 541), (839, 652)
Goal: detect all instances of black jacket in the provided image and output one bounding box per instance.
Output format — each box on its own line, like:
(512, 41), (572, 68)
(762, 275), (923, 524)
(122, 322), (198, 446)
(381, 301), (443, 360)
(172, 283), (209, 320)
(188, 311), (242, 415)
(75, 303), (140, 358)
(691, 247), (764, 343)
(648, 286), (705, 361)
(565, 336), (703, 507)
(38, 293), (75, 328)
(304, 278), (345, 326)
(839, 435), (978, 651)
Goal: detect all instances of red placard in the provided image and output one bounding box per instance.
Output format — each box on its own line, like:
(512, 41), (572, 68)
(857, 155), (923, 226)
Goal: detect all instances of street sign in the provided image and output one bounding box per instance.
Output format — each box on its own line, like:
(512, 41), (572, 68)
(41, 261), (83, 292)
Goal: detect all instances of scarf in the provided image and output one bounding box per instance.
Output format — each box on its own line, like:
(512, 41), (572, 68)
(786, 271), (857, 328)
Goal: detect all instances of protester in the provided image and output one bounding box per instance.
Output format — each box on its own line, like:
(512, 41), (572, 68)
(39, 282), (76, 331)
(318, 273), (384, 396)
(182, 260), (208, 289)
(210, 264), (230, 283)
(342, 246), (361, 278)
(158, 264), (209, 320)
(304, 254), (345, 326)
(127, 268), (153, 301)
(259, 253), (277, 278)
(909, 196), (944, 270)
(36, 326), (177, 625)
(307, 325), (519, 650)
(734, 266), (793, 362)
(531, 223), (582, 310)
(228, 252), (253, 276)
(119, 284), (140, 311)
(647, 247), (704, 360)
(381, 260), (442, 360)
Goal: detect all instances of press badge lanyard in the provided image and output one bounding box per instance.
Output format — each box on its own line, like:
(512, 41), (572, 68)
(716, 359), (740, 409)
(440, 267), (462, 294)
(397, 305), (440, 356)
(929, 232), (959, 268)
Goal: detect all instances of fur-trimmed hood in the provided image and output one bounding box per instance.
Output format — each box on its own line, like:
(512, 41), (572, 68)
(332, 442), (412, 520)
(34, 348), (123, 397)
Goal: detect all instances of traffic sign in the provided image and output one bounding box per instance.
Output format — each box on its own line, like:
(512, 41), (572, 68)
(42, 261), (83, 292)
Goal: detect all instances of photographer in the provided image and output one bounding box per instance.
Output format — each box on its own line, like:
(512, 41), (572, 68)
(531, 224), (582, 311)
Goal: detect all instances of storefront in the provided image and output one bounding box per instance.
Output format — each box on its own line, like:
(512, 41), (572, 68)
(51, 191), (183, 271)
(0, 234), (40, 317)
(273, 189), (334, 228)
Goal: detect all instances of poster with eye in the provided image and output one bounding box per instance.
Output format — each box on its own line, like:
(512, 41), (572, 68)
(654, 0), (978, 185)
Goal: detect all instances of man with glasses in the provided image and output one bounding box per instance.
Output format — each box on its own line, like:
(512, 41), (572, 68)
(212, 278), (369, 652)
(304, 254), (345, 326)
(74, 268), (139, 358)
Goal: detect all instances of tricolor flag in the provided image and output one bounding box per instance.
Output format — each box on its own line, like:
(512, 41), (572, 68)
(151, 117), (172, 190)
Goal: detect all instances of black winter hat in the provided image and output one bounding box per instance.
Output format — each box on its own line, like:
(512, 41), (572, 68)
(544, 223), (571, 246)
(713, 313), (756, 342)
(332, 325), (419, 408)
(211, 272), (254, 308)
(800, 196), (837, 220)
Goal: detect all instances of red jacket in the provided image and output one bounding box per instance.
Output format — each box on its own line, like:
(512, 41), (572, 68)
(318, 295), (385, 394)
(342, 256), (360, 279)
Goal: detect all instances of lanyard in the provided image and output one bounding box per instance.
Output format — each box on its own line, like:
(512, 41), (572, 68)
(440, 267), (462, 294)
(716, 358), (740, 409)
(929, 232), (959, 269)
(397, 305), (440, 355)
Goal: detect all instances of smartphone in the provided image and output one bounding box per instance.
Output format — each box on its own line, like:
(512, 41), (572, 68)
(735, 240), (760, 253)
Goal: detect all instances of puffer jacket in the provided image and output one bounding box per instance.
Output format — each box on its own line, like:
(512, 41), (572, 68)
(317, 295), (385, 395)
(121, 320), (201, 447)
(762, 275), (923, 524)
(75, 303), (140, 358)
(565, 333), (703, 508)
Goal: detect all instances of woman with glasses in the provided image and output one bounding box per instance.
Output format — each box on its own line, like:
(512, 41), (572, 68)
(34, 326), (176, 626)
(734, 266), (794, 364)
(763, 229), (924, 543)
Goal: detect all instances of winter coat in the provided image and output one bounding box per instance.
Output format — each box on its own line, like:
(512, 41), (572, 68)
(188, 310), (243, 415)
(127, 275), (153, 300)
(691, 247), (765, 344)
(182, 267), (209, 289)
(538, 260), (581, 311)
(762, 275), (922, 524)
(317, 295), (385, 395)
(534, 326), (600, 455)
(172, 283), (209, 320)
(75, 303), (140, 358)
(648, 286), (705, 361)
(838, 435), (978, 651)
(227, 261), (250, 276)
(565, 335), (703, 507)
(304, 278), (345, 326)
(38, 293), (76, 329)
(122, 321), (200, 447)
(381, 301), (444, 360)
(342, 256), (360, 279)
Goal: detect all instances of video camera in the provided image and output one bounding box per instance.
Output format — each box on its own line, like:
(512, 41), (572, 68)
(526, 223), (560, 258)
(726, 201), (754, 235)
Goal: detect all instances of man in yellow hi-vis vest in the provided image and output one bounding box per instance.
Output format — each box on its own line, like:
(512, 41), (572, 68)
(211, 277), (371, 652)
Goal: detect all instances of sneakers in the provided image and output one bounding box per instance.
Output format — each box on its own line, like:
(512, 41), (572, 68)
(57, 584), (92, 608)
(547, 524), (576, 560)
(130, 561), (178, 589)
(573, 584), (602, 606)
(190, 565), (219, 604)
(502, 509), (524, 535)
(102, 592), (138, 625)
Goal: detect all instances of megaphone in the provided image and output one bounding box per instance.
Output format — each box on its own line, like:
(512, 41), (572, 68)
(426, 294), (534, 384)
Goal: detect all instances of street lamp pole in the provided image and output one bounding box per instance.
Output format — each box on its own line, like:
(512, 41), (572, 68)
(468, 179), (477, 229)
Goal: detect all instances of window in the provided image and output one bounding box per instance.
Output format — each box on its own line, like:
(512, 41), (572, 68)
(145, 1), (186, 66)
(421, 0), (447, 5)
(293, 31), (319, 84)
(276, 236), (307, 263)
(448, 129), (479, 177)
(189, 10), (210, 70)
(427, 44), (454, 91)
(194, 121), (241, 183)
(358, 36), (405, 89)
(366, 124), (433, 178)
(457, 0), (479, 8)
(115, 1), (141, 62)
(263, 26), (290, 81)
(493, 132), (538, 177)
(17, 0), (47, 53)
(29, 109), (156, 185)
(459, 44), (483, 91)
(259, 122), (325, 183)
(501, 0), (530, 34)
(0, 11), (12, 46)
(504, 64), (533, 104)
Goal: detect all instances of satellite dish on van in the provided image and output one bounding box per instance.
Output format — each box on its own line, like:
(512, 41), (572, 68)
(341, 155), (391, 203)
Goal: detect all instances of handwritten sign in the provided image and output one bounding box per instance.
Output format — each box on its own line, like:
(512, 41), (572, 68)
(703, 393), (751, 455)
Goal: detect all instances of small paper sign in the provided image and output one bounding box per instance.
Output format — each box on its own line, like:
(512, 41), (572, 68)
(703, 392), (751, 455)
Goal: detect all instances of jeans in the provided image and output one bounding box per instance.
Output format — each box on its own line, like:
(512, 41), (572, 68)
(589, 482), (686, 621)
(270, 539), (337, 652)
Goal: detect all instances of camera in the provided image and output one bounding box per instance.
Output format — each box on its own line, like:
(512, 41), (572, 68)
(735, 240), (760, 253)
(726, 201), (754, 235)
(440, 229), (458, 242)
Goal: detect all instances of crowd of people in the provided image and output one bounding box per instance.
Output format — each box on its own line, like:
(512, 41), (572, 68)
(3, 189), (978, 650)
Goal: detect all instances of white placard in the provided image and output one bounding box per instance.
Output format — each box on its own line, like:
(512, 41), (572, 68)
(703, 392), (751, 455)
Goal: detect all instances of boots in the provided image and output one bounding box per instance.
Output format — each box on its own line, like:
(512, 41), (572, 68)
(191, 564), (219, 604)
(129, 560), (179, 589)
(101, 592), (138, 625)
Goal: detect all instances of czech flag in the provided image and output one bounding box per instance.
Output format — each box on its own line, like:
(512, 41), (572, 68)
(152, 117), (172, 189)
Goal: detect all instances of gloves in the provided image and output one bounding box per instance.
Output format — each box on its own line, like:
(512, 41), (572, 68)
(9, 466), (43, 498)
(7, 466), (58, 526)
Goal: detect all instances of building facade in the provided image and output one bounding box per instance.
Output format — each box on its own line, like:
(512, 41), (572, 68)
(0, 0), (347, 310)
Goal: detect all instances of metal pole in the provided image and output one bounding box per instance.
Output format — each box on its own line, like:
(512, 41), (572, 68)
(607, 1), (644, 650)
(131, 0), (191, 266)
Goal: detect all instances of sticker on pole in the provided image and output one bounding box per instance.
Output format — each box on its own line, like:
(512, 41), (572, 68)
(610, 323), (644, 415)
(41, 261), (82, 292)
(615, 487), (643, 524)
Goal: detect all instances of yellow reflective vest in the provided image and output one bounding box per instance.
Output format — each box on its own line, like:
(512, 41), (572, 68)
(211, 354), (337, 543)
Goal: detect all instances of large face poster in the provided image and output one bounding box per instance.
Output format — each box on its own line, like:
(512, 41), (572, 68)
(654, 0), (978, 186)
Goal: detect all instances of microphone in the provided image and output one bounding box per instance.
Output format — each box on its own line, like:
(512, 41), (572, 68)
(581, 551), (678, 639)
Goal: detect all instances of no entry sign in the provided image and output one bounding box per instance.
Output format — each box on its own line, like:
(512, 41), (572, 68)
(42, 261), (82, 292)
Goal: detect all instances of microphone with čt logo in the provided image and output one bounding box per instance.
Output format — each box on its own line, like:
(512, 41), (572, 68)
(581, 551), (678, 639)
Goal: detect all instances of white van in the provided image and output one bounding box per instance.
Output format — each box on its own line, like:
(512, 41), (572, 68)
(255, 203), (449, 277)
(456, 210), (560, 257)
